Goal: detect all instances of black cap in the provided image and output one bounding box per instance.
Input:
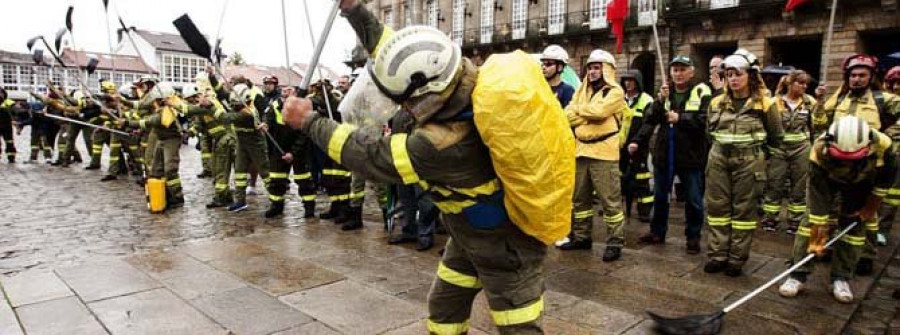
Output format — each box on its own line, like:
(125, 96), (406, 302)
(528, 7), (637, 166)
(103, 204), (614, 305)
(670, 55), (693, 66)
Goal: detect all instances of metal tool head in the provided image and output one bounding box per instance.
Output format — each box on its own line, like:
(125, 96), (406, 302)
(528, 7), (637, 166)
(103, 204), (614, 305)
(646, 310), (724, 335)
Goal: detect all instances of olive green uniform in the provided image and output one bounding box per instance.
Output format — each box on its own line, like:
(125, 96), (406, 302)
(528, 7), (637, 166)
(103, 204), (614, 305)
(216, 105), (269, 204)
(128, 105), (184, 204)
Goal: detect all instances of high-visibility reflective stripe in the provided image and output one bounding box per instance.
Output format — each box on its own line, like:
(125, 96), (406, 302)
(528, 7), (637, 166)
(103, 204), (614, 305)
(208, 126), (226, 135)
(710, 132), (767, 145)
(166, 179), (181, 187)
(889, 188), (900, 195)
(787, 204), (807, 213)
(866, 221), (879, 231)
(327, 124), (356, 164)
(841, 235), (866, 246)
(350, 191), (365, 199)
(809, 214), (829, 225)
(426, 320), (469, 335)
(270, 172), (289, 179)
(371, 25), (395, 57)
(390, 134), (420, 185)
(636, 172), (652, 180)
(436, 262), (482, 288)
(201, 153), (213, 159)
(234, 173), (248, 179)
(110, 144), (121, 149)
(762, 204), (781, 214)
(329, 194), (350, 201)
(632, 111), (643, 117)
(732, 220), (757, 230)
(638, 196), (654, 204)
(603, 212), (624, 223)
(109, 156), (120, 162)
(490, 297), (543, 326)
(269, 194), (284, 202)
(708, 216), (730, 226)
(573, 210), (594, 220)
(30, 146), (39, 149)
(293, 172), (312, 180)
(432, 179), (501, 199)
(215, 183), (228, 190)
(322, 169), (352, 177)
(433, 200), (477, 214)
(873, 188), (888, 197)
(300, 195), (317, 201)
(797, 226), (811, 237)
(782, 132), (809, 143)
(235, 181), (248, 187)
(885, 198), (900, 206)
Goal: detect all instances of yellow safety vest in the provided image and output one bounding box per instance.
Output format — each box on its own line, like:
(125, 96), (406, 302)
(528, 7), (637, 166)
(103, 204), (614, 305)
(619, 92), (652, 148)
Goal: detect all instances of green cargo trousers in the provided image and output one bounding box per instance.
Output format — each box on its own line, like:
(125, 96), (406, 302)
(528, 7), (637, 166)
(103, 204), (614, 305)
(90, 126), (111, 168)
(233, 134), (269, 203)
(212, 134), (236, 204)
(762, 142), (810, 227)
(200, 133), (213, 175)
(61, 123), (91, 164)
(571, 157), (625, 247)
(427, 218), (546, 334)
(705, 147), (766, 268)
(149, 137), (183, 202)
(788, 163), (870, 281)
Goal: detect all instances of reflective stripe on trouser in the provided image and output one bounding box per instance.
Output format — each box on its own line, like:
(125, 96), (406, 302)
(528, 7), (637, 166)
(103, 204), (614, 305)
(266, 146), (315, 204)
(788, 163), (872, 280)
(705, 149), (765, 267)
(200, 134), (213, 173)
(90, 127), (111, 166)
(143, 131), (159, 177)
(29, 128), (52, 159)
(322, 157), (351, 203)
(0, 125), (16, 158)
(571, 157), (624, 247)
(149, 137), (183, 201)
(349, 173), (367, 208)
(213, 135), (236, 203)
(62, 123), (91, 163)
(106, 135), (129, 175)
(234, 135), (270, 203)
(621, 157), (653, 219)
(762, 142), (809, 224)
(428, 218), (546, 334)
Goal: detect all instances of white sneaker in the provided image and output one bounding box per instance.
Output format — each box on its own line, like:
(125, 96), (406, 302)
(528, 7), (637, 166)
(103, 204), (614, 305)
(877, 233), (887, 246)
(832, 279), (854, 303)
(246, 186), (257, 195)
(778, 277), (804, 297)
(554, 237), (570, 247)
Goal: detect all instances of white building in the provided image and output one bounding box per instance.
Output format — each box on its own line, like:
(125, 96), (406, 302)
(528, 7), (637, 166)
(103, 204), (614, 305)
(115, 28), (212, 86)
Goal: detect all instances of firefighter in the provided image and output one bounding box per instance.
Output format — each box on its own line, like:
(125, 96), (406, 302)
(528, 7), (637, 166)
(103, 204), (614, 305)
(88, 79), (120, 172)
(309, 79), (356, 229)
(619, 69), (654, 223)
(629, 55), (712, 254)
(57, 89), (95, 168)
(704, 49), (784, 277)
(539, 44), (575, 108)
(811, 54), (900, 276)
(260, 85), (316, 218)
(282, 1), (549, 331)
(886, 66), (900, 95)
(558, 49), (627, 262)
(218, 83), (270, 212)
(878, 66), (900, 246)
(760, 70), (817, 234)
(779, 116), (895, 303)
(0, 88), (17, 163)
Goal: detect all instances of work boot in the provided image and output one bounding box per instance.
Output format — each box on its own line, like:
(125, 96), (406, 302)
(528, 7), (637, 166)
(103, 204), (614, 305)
(7, 156), (15, 163)
(761, 218), (777, 232)
(602, 246), (621, 262)
(167, 197), (185, 210)
(73, 155), (82, 163)
(100, 175), (117, 182)
(196, 170), (212, 179)
(638, 232), (665, 245)
(341, 207), (364, 231)
(856, 258), (874, 276)
(724, 263), (743, 277)
(785, 221), (799, 235)
(50, 160), (62, 166)
(302, 201), (316, 218)
(228, 202), (248, 212)
(703, 260), (727, 274)
(206, 200), (228, 208)
(84, 164), (100, 170)
(779, 277), (804, 297)
(832, 279), (854, 303)
(686, 239), (701, 255)
(388, 235), (417, 245)
(319, 201), (343, 220)
(264, 202), (285, 218)
(558, 239), (592, 251)
(416, 237), (435, 251)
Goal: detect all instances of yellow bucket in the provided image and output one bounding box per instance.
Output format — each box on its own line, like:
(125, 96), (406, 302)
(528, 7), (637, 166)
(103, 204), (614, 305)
(145, 178), (167, 213)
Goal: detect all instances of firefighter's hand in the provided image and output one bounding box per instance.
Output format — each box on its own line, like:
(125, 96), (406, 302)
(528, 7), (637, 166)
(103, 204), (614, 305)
(666, 111), (679, 124)
(257, 122), (269, 132)
(339, 0), (358, 11)
(807, 225), (830, 257)
(116, 119), (127, 128)
(281, 152), (293, 163)
(205, 66), (215, 75)
(658, 84), (670, 101)
(815, 85), (827, 100)
(627, 143), (639, 155)
(709, 73), (724, 91)
(283, 97), (313, 130)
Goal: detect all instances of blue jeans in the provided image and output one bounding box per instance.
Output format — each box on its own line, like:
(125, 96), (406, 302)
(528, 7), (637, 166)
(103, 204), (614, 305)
(397, 184), (438, 242)
(651, 168), (704, 240)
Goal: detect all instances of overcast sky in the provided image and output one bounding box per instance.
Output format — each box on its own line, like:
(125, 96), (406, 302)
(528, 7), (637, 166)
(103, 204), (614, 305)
(0, 0), (357, 74)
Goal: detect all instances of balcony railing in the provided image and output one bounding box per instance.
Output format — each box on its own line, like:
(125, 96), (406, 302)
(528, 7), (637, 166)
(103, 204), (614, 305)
(667, 0), (783, 14)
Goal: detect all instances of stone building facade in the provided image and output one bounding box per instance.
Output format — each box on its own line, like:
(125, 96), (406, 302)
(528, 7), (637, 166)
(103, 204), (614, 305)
(364, 0), (899, 93)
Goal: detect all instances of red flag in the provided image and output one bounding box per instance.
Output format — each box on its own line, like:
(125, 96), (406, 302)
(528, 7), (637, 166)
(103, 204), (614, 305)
(607, 0), (628, 53)
(785, 0), (810, 12)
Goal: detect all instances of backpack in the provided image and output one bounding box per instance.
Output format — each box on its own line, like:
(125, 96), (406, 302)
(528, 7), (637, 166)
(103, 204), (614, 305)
(472, 50), (576, 245)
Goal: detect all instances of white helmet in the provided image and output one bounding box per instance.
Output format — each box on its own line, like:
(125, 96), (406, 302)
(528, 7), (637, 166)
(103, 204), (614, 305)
(723, 48), (760, 72)
(182, 84), (200, 99)
(118, 84), (134, 99)
(540, 44), (569, 64)
(586, 49), (615, 68)
(229, 84), (253, 105)
(369, 25), (462, 102)
(146, 82), (175, 101)
(827, 116), (871, 160)
(72, 90), (86, 101)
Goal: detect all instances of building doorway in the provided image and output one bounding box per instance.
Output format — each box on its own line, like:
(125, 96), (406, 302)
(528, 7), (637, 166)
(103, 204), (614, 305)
(860, 28), (900, 75)
(767, 35), (823, 91)
(631, 52), (657, 93)
(691, 42), (738, 84)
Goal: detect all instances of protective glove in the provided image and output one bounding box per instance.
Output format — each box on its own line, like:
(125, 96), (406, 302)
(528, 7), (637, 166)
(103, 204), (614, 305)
(807, 224), (831, 256)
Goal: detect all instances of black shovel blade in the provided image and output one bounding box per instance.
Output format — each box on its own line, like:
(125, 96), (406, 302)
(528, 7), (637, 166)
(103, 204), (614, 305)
(65, 5), (74, 32)
(646, 310), (725, 335)
(54, 28), (68, 54)
(84, 55), (99, 75)
(173, 14), (212, 62)
(32, 49), (45, 65)
(26, 36), (42, 50)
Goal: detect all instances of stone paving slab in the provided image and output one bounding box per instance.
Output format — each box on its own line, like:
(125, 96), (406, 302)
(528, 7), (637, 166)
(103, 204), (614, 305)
(0, 290), (24, 335)
(208, 248), (345, 296)
(88, 288), (226, 335)
(55, 259), (161, 303)
(281, 280), (426, 335)
(307, 252), (432, 295)
(271, 322), (343, 335)
(15, 296), (107, 335)
(125, 251), (246, 300)
(0, 270), (73, 307)
(191, 287), (313, 335)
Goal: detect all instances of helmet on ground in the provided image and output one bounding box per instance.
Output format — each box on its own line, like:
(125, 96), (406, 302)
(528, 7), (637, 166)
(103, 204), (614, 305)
(827, 115), (871, 160)
(182, 84), (200, 99)
(540, 45), (569, 64)
(368, 25), (462, 103)
(586, 49), (615, 67)
(229, 84), (253, 105)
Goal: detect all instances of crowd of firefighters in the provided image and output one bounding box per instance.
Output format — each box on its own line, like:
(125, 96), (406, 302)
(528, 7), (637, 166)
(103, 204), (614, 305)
(1, 0), (900, 332)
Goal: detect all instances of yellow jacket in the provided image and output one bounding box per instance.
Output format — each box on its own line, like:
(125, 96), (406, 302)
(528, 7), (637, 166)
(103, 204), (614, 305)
(566, 78), (626, 161)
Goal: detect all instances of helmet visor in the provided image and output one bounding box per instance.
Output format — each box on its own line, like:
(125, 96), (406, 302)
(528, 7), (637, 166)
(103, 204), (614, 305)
(338, 70), (400, 139)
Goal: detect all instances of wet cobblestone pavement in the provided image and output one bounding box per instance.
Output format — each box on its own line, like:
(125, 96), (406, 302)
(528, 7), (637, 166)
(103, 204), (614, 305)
(1, 130), (899, 334)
